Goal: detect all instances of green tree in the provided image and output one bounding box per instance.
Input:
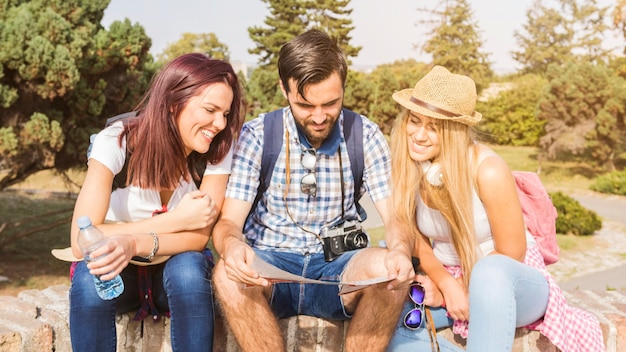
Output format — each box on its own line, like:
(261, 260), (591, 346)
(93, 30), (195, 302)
(0, 0), (153, 190)
(157, 32), (230, 63)
(476, 74), (548, 146)
(537, 62), (626, 171)
(344, 59), (429, 131)
(343, 69), (372, 118)
(366, 67), (399, 134)
(307, 0), (361, 61)
(513, 0), (610, 75)
(248, 0), (309, 69)
(613, 0), (626, 54)
(418, 0), (493, 92)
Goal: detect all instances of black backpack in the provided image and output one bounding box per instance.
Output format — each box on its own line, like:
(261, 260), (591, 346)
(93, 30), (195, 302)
(89, 112), (205, 191)
(251, 108), (367, 220)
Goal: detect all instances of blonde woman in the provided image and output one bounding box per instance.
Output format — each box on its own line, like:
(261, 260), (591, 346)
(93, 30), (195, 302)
(386, 66), (604, 351)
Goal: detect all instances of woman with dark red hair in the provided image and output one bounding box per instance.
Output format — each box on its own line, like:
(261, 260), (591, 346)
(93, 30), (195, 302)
(68, 53), (244, 351)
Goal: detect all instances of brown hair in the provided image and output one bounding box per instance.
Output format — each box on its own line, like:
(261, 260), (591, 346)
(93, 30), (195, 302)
(278, 29), (347, 99)
(123, 53), (243, 190)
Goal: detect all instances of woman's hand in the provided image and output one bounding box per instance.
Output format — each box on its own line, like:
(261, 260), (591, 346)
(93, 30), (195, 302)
(438, 275), (469, 321)
(85, 235), (135, 281)
(415, 274), (444, 307)
(171, 191), (218, 231)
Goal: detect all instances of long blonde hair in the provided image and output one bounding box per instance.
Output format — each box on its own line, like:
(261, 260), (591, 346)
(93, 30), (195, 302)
(391, 109), (479, 288)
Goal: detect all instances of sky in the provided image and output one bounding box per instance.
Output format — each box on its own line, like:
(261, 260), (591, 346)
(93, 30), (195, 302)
(101, 0), (620, 74)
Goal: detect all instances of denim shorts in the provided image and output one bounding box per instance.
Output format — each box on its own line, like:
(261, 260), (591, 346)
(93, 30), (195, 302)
(253, 248), (358, 320)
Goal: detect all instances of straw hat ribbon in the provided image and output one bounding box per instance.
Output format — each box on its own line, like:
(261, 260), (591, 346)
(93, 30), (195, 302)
(392, 66), (482, 126)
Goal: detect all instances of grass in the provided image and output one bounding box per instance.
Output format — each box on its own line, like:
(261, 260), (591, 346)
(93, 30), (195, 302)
(0, 191), (74, 296)
(0, 145), (606, 296)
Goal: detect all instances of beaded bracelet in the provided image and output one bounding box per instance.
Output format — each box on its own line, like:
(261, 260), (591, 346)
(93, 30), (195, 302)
(143, 232), (159, 262)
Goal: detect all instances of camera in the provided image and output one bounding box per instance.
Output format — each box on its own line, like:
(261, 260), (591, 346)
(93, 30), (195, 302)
(321, 220), (369, 262)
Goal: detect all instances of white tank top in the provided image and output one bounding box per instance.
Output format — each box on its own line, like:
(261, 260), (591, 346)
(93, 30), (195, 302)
(416, 150), (535, 266)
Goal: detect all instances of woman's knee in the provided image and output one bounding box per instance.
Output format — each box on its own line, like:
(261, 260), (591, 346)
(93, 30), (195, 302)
(163, 251), (212, 293)
(70, 262), (113, 308)
(469, 255), (518, 295)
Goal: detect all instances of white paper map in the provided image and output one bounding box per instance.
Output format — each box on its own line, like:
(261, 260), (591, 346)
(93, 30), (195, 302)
(251, 257), (393, 295)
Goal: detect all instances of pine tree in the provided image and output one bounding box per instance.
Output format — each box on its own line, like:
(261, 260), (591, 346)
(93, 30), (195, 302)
(419, 0), (493, 91)
(513, 0), (610, 75)
(248, 0), (309, 68)
(307, 0), (361, 61)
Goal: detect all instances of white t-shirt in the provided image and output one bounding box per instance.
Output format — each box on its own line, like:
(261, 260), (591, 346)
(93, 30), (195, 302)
(89, 122), (232, 223)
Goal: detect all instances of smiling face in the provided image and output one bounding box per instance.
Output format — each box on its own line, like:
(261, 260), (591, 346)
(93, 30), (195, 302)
(177, 81), (233, 156)
(281, 72), (344, 148)
(406, 111), (441, 162)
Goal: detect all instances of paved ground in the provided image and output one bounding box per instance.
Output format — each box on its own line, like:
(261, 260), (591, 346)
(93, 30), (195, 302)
(556, 191), (626, 290)
(360, 190), (626, 291)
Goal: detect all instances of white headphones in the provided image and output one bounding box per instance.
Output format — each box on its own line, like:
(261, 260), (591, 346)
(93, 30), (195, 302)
(420, 160), (443, 187)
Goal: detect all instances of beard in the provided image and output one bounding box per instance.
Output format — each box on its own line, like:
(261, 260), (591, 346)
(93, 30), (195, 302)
(290, 109), (341, 148)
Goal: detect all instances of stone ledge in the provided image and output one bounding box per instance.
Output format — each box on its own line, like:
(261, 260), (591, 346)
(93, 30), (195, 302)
(1, 285), (624, 351)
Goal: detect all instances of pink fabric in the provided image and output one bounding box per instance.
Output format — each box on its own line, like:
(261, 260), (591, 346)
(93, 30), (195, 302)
(444, 246), (605, 352)
(513, 171), (560, 265)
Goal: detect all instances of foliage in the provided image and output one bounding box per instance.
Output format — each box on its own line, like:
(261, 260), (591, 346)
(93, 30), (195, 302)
(246, 0), (360, 115)
(343, 69), (373, 119)
(476, 74), (548, 146)
(513, 0), (611, 75)
(156, 33), (230, 63)
(344, 59), (430, 133)
(306, 0), (360, 62)
(590, 170), (626, 195)
(0, 0), (154, 190)
(612, 0), (626, 54)
(244, 66), (285, 119)
(550, 191), (602, 236)
(537, 62), (626, 171)
(418, 0), (493, 92)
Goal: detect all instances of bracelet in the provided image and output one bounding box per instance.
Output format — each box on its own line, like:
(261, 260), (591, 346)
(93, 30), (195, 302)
(143, 232), (159, 262)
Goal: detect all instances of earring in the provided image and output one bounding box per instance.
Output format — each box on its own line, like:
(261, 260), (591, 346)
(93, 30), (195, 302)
(420, 160), (443, 187)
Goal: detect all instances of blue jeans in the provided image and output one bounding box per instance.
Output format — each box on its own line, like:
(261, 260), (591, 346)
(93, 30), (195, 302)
(253, 249), (357, 320)
(387, 254), (549, 352)
(69, 251), (214, 352)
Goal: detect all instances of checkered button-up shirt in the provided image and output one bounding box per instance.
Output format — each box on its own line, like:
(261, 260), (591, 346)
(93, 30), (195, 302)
(225, 108), (391, 254)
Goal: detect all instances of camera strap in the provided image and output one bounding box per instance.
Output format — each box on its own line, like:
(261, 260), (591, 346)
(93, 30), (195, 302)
(283, 128), (345, 242)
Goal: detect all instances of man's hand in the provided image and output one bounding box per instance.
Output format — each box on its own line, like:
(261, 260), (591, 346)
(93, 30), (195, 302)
(384, 249), (415, 290)
(222, 240), (270, 287)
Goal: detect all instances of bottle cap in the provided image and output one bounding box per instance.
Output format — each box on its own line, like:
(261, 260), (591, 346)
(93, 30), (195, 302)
(77, 216), (92, 230)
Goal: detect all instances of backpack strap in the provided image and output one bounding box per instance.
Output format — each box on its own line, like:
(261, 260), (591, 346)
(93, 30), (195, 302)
(341, 108), (366, 221)
(248, 109), (284, 213)
(250, 108), (367, 220)
(106, 112), (139, 192)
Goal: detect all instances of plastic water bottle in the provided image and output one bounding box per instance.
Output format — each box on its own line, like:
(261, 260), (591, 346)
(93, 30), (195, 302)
(76, 216), (124, 300)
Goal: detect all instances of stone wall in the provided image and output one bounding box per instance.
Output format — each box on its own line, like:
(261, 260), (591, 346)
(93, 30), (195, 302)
(1, 285), (625, 351)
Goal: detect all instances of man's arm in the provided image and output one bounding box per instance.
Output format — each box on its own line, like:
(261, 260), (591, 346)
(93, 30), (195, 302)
(374, 197), (415, 290)
(213, 198), (270, 286)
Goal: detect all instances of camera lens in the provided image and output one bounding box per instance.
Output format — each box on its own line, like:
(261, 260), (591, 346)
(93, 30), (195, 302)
(345, 231), (368, 249)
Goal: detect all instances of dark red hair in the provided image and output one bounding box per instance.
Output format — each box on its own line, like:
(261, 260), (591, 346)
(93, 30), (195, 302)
(123, 53), (244, 189)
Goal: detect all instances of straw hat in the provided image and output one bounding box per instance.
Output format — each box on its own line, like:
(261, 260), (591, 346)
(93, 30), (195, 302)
(392, 66), (482, 126)
(51, 247), (170, 267)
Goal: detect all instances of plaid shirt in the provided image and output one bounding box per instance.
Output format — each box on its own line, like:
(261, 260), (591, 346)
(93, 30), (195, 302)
(446, 245), (605, 352)
(225, 107), (391, 254)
